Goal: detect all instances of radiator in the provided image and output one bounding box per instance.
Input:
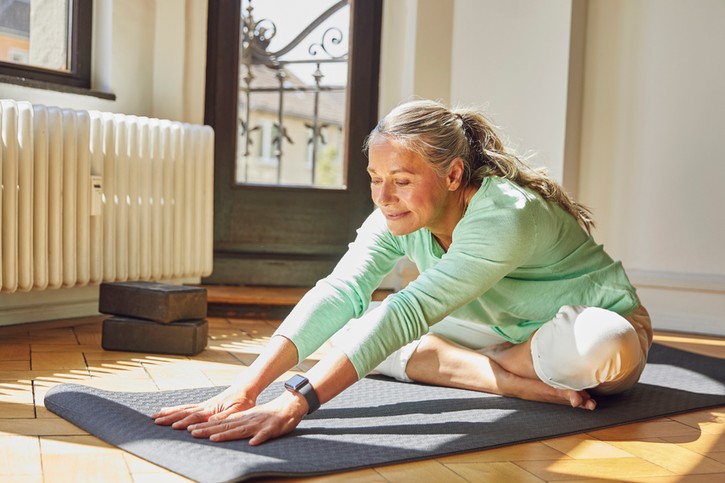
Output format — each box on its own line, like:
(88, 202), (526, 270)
(0, 99), (214, 294)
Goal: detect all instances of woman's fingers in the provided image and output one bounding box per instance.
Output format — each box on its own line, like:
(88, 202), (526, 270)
(208, 406), (239, 422)
(150, 404), (198, 419)
(189, 419), (241, 439)
(170, 409), (214, 429)
(248, 428), (274, 446)
(153, 392), (256, 429)
(153, 405), (214, 428)
(186, 394), (305, 444)
(191, 418), (284, 444)
(188, 417), (255, 441)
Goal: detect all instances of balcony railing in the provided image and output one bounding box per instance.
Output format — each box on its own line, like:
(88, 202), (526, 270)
(236, 0), (349, 188)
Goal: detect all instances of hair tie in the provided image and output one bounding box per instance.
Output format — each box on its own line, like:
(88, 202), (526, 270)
(457, 114), (486, 172)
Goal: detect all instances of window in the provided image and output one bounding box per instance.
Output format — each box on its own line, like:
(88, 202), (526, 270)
(203, 0), (382, 287)
(0, 0), (92, 89)
(205, 0), (381, 191)
(235, 0), (350, 188)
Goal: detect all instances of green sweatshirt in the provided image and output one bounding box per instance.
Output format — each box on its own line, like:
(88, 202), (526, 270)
(275, 176), (639, 378)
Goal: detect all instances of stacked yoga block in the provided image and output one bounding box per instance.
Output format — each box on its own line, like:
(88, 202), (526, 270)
(99, 282), (208, 356)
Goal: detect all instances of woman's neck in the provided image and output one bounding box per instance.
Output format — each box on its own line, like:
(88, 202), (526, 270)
(430, 185), (477, 252)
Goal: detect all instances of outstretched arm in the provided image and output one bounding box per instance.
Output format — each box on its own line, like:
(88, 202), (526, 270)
(184, 345), (358, 445)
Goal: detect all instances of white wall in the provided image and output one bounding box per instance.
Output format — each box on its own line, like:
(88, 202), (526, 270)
(450, 0), (573, 181)
(377, 0), (454, 108)
(578, 0), (725, 335)
(377, 0), (418, 114)
(0, 0), (208, 325)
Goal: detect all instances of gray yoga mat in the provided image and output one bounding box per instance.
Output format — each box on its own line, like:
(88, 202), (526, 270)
(45, 343), (724, 483)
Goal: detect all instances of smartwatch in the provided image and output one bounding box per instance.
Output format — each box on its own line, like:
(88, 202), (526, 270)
(284, 374), (320, 414)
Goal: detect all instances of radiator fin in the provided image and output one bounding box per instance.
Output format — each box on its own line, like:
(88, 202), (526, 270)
(0, 100), (214, 294)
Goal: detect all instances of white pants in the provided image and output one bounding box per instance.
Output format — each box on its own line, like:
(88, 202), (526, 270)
(372, 304), (653, 395)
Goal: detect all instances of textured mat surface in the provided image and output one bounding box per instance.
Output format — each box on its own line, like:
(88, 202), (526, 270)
(45, 344), (724, 483)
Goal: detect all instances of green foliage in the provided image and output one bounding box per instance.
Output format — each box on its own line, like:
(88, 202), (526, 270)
(315, 144), (341, 187)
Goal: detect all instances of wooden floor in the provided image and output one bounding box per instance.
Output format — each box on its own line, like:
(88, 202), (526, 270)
(0, 303), (723, 482)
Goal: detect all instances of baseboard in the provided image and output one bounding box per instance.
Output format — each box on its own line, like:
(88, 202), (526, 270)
(628, 269), (725, 337)
(0, 277), (200, 327)
(645, 310), (724, 336)
(627, 269), (725, 293)
(0, 286), (101, 327)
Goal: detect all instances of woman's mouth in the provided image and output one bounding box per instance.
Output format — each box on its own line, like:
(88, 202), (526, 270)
(385, 211), (409, 220)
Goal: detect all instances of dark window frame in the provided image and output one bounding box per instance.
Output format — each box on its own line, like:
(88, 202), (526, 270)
(0, 0), (92, 89)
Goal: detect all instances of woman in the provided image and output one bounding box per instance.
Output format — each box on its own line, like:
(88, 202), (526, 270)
(152, 99), (652, 445)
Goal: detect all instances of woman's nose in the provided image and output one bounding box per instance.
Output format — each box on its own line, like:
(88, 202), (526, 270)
(374, 182), (395, 206)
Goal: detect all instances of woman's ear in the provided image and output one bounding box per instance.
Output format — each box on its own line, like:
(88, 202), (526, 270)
(446, 158), (465, 191)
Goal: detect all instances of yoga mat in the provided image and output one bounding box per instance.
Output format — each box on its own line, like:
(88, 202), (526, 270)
(45, 344), (724, 483)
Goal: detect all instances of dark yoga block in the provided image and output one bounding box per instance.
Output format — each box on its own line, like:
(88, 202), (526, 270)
(99, 281), (207, 323)
(102, 316), (208, 355)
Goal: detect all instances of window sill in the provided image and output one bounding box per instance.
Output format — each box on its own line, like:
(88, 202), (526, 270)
(0, 75), (116, 101)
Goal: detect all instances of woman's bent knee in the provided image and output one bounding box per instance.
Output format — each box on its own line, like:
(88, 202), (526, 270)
(531, 305), (647, 393)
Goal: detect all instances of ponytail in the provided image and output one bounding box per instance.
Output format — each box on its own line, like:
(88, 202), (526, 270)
(456, 109), (595, 233)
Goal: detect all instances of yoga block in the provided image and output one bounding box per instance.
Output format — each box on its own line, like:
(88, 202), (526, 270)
(102, 316), (208, 356)
(99, 282), (207, 323)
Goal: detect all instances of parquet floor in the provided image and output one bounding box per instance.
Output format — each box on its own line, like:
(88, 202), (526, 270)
(0, 310), (723, 482)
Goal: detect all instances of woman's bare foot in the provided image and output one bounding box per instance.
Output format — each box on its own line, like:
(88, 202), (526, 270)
(564, 388), (597, 410)
(496, 361), (597, 410)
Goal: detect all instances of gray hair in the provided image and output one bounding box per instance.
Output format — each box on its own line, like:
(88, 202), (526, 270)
(365, 99), (595, 233)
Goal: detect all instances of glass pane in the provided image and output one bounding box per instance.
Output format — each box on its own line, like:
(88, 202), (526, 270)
(0, 0), (71, 71)
(236, 0), (349, 189)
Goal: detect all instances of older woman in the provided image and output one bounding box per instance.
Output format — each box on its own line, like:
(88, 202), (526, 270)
(152, 99), (652, 445)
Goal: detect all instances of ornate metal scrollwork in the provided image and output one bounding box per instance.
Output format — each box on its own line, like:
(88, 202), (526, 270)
(308, 27), (347, 60)
(238, 0), (350, 186)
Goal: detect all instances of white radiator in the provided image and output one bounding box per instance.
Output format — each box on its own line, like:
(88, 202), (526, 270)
(0, 99), (214, 294)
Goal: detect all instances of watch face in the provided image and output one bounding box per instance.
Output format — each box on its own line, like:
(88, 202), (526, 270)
(286, 374), (307, 391)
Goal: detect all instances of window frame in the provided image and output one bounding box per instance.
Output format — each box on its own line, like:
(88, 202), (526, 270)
(0, 0), (92, 89)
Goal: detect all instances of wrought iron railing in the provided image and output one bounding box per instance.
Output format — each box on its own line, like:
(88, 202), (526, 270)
(237, 0), (349, 187)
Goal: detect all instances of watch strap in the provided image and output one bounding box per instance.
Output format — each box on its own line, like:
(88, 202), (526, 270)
(285, 375), (320, 414)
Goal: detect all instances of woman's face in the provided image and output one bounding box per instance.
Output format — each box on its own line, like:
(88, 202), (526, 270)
(367, 138), (454, 236)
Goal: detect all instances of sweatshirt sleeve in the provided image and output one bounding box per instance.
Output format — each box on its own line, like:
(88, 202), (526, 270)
(334, 193), (538, 377)
(273, 210), (404, 363)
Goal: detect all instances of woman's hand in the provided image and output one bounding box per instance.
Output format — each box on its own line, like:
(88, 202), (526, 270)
(186, 390), (308, 445)
(151, 386), (257, 429)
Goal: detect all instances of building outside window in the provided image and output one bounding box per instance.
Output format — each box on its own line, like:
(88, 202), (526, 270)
(235, 0), (348, 189)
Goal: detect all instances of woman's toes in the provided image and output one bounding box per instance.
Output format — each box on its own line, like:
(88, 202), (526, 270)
(575, 390), (596, 410)
(564, 389), (596, 410)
